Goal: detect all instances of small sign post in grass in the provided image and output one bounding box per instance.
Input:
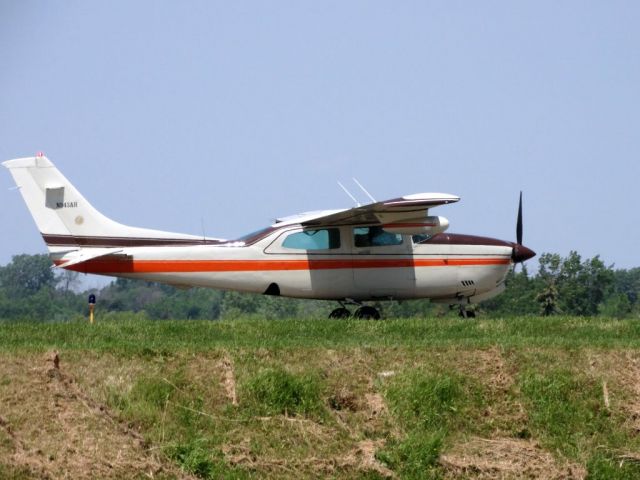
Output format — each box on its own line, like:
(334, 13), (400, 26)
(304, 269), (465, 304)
(88, 293), (96, 324)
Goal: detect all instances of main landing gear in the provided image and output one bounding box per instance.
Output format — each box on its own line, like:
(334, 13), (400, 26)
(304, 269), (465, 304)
(354, 306), (381, 320)
(328, 307), (351, 319)
(329, 302), (381, 320)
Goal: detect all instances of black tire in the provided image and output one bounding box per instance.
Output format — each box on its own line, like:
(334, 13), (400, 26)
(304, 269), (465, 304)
(354, 306), (381, 320)
(329, 307), (351, 319)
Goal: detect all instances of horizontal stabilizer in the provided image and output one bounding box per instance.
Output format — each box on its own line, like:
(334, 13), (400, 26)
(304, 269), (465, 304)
(55, 248), (124, 268)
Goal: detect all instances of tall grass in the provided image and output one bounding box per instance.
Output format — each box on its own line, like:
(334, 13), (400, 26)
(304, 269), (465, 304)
(379, 371), (485, 479)
(242, 367), (325, 418)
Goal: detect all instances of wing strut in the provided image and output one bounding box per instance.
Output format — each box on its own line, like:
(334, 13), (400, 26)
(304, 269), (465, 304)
(352, 178), (376, 203)
(337, 181), (360, 206)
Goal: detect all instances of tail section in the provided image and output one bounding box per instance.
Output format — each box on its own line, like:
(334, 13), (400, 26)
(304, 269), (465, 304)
(3, 154), (219, 252)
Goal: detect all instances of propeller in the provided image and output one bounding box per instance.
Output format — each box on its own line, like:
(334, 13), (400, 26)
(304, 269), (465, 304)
(516, 191), (523, 245)
(511, 191), (535, 263)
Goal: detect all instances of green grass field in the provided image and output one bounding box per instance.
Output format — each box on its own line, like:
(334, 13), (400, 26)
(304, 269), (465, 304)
(2, 314), (640, 351)
(1, 315), (640, 479)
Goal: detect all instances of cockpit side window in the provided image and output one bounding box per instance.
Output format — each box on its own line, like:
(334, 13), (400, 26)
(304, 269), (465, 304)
(282, 228), (341, 250)
(353, 226), (403, 247)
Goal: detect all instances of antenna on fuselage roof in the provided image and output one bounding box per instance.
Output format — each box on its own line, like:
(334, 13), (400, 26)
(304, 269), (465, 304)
(337, 181), (360, 207)
(352, 178), (376, 203)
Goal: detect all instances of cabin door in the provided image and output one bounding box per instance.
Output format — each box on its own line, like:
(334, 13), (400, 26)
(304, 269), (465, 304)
(350, 226), (415, 298)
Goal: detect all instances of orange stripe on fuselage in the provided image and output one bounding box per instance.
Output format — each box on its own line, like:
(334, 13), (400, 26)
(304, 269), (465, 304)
(57, 257), (511, 274)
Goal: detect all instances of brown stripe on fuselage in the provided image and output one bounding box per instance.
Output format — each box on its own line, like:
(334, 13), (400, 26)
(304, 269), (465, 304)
(426, 233), (514, 248)
(42, 234), (227, 248)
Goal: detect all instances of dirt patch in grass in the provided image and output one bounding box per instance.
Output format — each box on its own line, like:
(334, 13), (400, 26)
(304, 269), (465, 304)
(220, 355), (239, 406)
(598, 351), (640, 434)
(474, 346), (514, 392)
(0, 352), (191, 480)
(343, 439), (395, 478)
(453, 347), (531, 437)
(451, 346), (516, 395)
(181, 351), (239, 407)
(223, 434), (395, 478)
(440, 436), (586, 479)
(365, 392), (387, 418)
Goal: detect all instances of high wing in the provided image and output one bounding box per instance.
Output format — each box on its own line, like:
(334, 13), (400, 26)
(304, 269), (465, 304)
(299, 192), (460, 228)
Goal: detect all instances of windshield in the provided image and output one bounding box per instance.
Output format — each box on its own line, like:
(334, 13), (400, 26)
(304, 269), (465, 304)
(235, 226), (276, 245)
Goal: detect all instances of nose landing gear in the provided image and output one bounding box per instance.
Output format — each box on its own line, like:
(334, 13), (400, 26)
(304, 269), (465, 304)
(458, 305), (476, 318)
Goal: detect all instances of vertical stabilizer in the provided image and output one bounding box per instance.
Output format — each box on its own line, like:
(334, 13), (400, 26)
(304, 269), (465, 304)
(3, 155), (212, 251)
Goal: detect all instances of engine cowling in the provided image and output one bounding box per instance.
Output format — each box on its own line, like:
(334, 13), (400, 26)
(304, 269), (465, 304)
(382, 215), (449, 235)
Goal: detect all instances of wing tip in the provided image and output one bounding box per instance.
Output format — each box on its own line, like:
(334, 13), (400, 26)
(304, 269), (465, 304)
(402, 192), (460, 202)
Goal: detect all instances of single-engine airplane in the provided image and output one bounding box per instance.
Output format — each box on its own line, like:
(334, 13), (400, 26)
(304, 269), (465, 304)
(4, 154), (535, 319)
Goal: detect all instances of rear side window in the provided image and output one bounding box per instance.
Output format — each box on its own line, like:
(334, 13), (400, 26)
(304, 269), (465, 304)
(282, 228), (341, 250)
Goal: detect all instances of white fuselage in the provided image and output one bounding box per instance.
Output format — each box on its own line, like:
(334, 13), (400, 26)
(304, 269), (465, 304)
(55, 225), (513, 303)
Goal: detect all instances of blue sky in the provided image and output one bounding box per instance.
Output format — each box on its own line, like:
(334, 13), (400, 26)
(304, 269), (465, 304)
(1, 1), (639, 271)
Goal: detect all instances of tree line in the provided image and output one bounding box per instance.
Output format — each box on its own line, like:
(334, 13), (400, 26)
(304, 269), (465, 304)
(0, 252), (638, 321)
